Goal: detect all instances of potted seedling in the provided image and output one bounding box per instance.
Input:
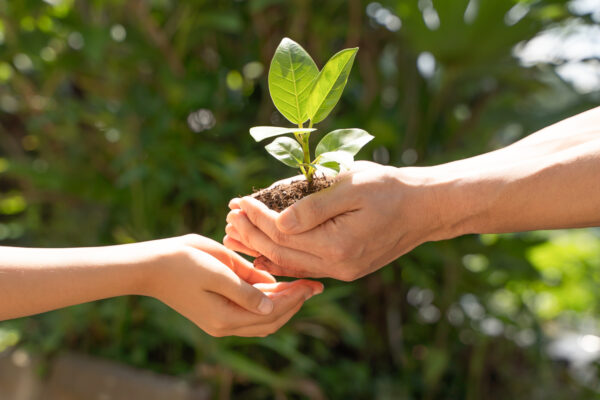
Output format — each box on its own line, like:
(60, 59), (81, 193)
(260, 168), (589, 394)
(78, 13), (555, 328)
(249, 38), (373, 211)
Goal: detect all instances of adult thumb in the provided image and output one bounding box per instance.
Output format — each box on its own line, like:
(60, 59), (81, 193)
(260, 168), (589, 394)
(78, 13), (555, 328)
(276, 180), (355, 234)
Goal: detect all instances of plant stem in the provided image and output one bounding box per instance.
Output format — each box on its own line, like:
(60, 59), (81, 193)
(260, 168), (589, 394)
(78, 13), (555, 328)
(294, 131), (308, 177)
(298, 122), (313, 183)
(301, 134), (312, 182)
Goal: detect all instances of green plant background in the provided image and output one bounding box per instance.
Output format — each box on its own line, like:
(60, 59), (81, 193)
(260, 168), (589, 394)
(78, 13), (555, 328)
(1, 0), (599, 398)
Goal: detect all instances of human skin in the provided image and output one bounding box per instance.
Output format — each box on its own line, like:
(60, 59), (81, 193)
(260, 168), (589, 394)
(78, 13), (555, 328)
(224, 106), (600, 281)
(0, 234), (323, 337)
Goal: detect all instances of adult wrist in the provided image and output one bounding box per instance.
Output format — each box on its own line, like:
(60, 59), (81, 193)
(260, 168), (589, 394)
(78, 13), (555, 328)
(421, 163), (494, 238)
(391, 165), (476, 242)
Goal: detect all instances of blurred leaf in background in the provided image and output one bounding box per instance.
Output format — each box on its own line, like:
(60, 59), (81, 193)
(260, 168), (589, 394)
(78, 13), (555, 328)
(0, 0), (599, 398)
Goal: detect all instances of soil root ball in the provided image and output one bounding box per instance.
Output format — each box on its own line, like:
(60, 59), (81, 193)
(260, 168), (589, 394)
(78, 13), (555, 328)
(252, 176), (335, 212)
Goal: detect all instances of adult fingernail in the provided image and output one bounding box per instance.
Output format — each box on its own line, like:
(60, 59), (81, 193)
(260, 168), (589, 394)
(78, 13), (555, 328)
(258, 297), (274, 314)
(279, 209), (298, 232)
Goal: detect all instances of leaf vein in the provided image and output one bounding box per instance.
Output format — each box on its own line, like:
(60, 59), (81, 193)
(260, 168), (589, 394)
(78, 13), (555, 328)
(287, 50), (301, 122)
(270, 82), (297, 97)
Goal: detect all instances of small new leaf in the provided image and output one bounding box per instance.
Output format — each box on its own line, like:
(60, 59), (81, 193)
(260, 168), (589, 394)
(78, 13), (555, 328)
(269, 38), (319, 124)
(265, 137), (304, 168)
(315, 164), (339, 176)
(250, 126), (316, 142)
(315, 128), (374, 158)
(306, 48), (358, 124)
(316, 151), (354, 173)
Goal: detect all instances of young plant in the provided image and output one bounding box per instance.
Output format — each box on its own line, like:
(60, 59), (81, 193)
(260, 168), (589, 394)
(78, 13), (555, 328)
(249, 38), (373, 183)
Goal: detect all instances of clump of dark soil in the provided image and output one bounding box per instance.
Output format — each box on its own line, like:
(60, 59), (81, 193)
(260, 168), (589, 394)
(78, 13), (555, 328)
(253, 176), (335, 212)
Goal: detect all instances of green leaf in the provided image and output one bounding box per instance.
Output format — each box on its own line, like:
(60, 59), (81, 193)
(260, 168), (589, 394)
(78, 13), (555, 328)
(315, 128), (373, 158)
(268, 38), (319, 124)
(249, 126), (316, 142)
(315, 164), (339, 176)
(306, 48), (358, 124)
(265, 137), (304, 168)
(316, 151), (354, 173)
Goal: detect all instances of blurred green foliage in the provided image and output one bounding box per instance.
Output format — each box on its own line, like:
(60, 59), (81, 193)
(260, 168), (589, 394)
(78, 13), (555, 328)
(1, 0), (599, 398)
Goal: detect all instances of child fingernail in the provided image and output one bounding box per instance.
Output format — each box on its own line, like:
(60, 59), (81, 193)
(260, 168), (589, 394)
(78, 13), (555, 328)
(258, 297), (274, 314)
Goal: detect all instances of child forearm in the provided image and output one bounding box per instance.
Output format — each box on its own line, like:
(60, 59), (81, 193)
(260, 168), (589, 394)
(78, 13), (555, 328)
(0, 244), (152, 321)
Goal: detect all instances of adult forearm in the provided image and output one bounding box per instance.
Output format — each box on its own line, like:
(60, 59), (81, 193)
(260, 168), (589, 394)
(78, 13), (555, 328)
(0, 245), (151, 321)
(432, 138), (600, 237)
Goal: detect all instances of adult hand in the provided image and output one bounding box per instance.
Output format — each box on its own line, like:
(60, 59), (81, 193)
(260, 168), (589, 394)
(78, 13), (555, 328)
(224, 107), (600, 282)
(224, 162), (450, 281)
(144, 235), (323, 337)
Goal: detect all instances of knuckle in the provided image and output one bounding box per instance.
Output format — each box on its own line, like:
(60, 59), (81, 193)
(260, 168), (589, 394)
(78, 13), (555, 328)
(207, 328), (224, 338)
(181, 233), (203, 245)
(306, 198), (322, 218)
(211, 318), (229, 332)
(225, 211), (235, 225)
(349, 267), (363, 281)
(265, 248), (285, 266)
(295, 198), (317, 223)
(238, 227), (252, 246)
(242, 206), (257, 223)
(222, 235), (234, 248)
(338, 273), (353, 282)
(271, 229), (289, 246)
(338, 268), (358, 282)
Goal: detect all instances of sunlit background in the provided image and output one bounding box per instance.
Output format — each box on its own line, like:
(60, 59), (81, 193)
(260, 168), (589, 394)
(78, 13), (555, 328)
(0, 0), (599, 398)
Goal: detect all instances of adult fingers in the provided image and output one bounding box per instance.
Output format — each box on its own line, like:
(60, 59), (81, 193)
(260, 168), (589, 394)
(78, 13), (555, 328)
(237, 197), (320, 252)
(276, 177), (358, 235)
(187, 234), (272, 283)
(224, 224), (261, 257)
(254, 279), (324, 296)
(254, 256), (328, 279)
(225, 223), (242, 242)
(223, 234), (261, 258)
(200, 252), (275, 315)
(227, 250), (275, 284)
(229, 198), (242, 210)
(221, 242), (274, 283)
(226, 210), (326, 276)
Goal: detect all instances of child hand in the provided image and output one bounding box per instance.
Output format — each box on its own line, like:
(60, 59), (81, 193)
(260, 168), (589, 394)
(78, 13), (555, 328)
(143, 234), (323, 337)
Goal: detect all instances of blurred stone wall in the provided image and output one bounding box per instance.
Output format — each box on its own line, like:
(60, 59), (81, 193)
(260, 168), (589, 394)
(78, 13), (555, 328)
(0, 349), (210, 400)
